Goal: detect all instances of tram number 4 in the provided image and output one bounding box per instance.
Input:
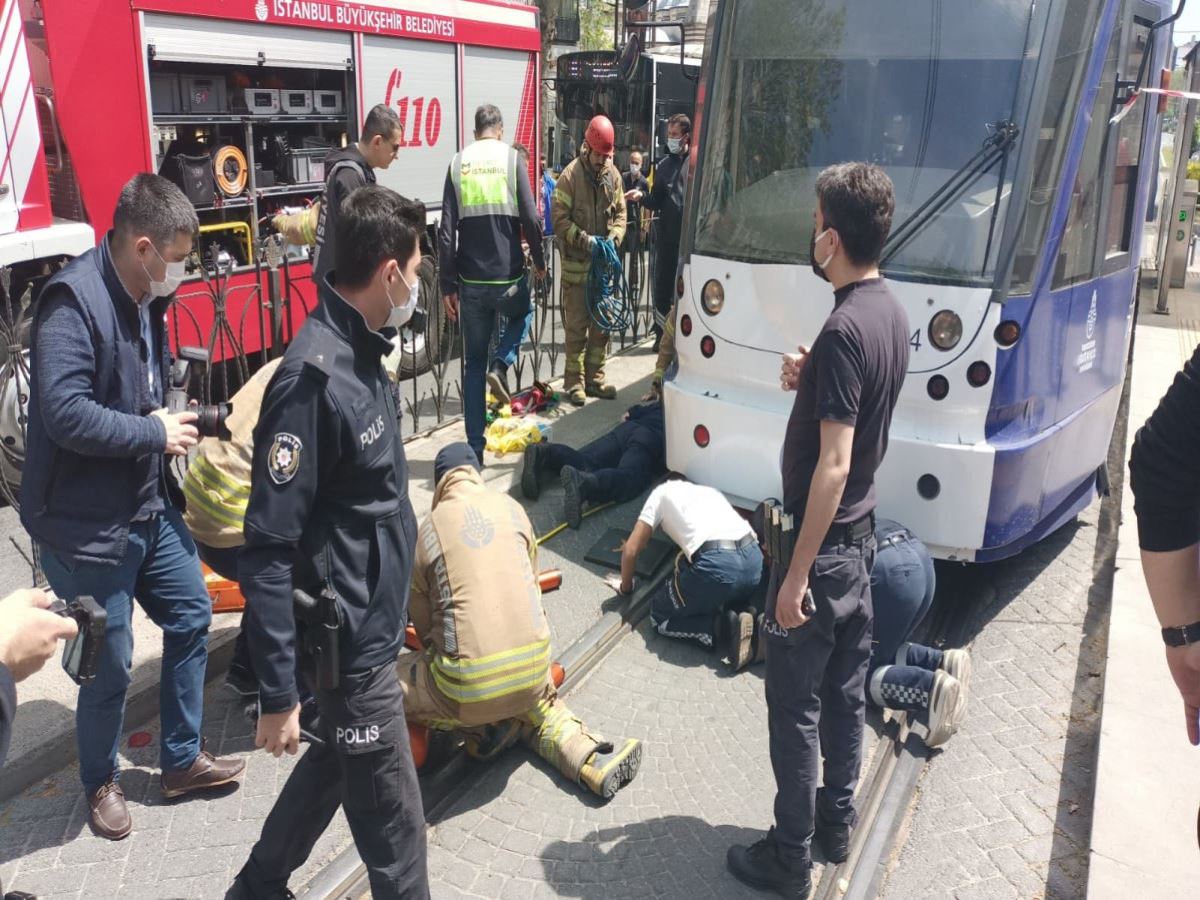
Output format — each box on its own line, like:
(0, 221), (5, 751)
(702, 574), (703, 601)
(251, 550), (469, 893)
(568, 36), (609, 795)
(910, 329), (922, 352)
(384, 69), (443, 149)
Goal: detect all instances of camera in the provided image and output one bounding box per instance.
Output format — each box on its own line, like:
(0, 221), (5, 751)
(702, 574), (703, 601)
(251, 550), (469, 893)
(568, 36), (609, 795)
(47, 594), (106, 685)
(167, 346), (232, 441)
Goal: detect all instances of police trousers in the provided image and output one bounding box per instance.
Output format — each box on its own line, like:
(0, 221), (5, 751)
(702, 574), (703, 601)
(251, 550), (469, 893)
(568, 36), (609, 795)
(762, 534), (876, 862)
(235, 661), (429, 899)
(543, 422), (663, 504)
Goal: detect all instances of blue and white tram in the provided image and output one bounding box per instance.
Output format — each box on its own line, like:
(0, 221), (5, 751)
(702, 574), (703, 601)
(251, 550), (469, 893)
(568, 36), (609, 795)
(665, 0), (1174, 561)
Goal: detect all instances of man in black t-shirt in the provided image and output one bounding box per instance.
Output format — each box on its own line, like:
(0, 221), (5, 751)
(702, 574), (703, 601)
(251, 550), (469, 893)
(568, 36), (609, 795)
(727, 163), (909, 898)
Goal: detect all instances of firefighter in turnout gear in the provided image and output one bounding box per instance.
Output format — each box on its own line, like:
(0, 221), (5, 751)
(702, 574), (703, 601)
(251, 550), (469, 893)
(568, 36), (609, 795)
(397, 443), (643, 799)
(551, 115), (627, 406)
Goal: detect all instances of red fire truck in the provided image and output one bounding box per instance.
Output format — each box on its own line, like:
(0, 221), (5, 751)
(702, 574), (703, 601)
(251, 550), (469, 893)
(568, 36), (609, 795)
(1, 0), (540, 357)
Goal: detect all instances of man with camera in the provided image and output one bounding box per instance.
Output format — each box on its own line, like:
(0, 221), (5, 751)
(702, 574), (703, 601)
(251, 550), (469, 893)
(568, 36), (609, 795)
(228, 186), (428, 899)
(20, 173), (246, 840)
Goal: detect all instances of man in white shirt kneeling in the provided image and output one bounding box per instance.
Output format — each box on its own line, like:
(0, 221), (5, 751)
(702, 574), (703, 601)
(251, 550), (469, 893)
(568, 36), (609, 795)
(611, 478), (765, 665)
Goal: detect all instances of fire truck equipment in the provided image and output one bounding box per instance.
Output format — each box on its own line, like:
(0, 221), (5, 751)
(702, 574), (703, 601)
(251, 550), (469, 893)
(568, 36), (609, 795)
(213, 145), (248, 197)
(162, 153), (215, 205)
(281, 89), (314, 115)
(202, 563), (246, 614)
(150, 73), (181, 114)
(199, 220), (254, 267)
(314, 90), (344, 116)
(181, 76), (227, 114)
(236, 88), (281, 116)
(538, 569), (563, 593)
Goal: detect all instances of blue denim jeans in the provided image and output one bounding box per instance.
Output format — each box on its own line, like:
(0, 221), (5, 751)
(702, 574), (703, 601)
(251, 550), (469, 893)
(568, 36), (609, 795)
(650, 542), (764, 647)
(459, 280), (533, 457)
(39, 507), (211, 792)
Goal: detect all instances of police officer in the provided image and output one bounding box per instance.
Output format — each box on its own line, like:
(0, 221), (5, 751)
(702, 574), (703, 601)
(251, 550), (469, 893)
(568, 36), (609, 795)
(625, 114), (689, 346)
(438, 104), (546, 459)
(228, 186), (428, 899)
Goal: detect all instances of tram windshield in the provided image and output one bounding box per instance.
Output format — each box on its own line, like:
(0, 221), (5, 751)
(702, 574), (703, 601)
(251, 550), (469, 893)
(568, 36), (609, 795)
(692, 0), (1038, 285)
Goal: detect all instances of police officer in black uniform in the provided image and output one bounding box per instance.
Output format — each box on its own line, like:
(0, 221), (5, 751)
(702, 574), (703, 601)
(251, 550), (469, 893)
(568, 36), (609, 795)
(227, 186), (429, 899)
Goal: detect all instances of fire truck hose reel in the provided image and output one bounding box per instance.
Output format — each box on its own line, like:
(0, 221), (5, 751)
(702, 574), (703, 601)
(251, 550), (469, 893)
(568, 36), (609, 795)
(213, 145), (248, 197)
(586, 237), (632, 334)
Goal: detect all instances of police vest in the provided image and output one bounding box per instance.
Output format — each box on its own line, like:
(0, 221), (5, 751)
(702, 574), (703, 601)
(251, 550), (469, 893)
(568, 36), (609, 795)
(450, 139), (519, 220)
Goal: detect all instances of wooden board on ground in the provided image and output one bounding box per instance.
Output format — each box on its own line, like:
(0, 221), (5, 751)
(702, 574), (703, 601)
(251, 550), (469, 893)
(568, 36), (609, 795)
(585, 527), (674, 577)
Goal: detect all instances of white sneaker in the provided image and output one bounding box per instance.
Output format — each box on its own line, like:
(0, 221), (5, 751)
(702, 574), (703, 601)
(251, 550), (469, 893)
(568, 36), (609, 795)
(940, 648), (971, 733)
(924, 670), (962, 748)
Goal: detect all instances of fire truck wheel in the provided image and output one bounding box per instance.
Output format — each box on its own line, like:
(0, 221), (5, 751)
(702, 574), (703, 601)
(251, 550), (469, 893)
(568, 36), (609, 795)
(394, 254), (451, 380)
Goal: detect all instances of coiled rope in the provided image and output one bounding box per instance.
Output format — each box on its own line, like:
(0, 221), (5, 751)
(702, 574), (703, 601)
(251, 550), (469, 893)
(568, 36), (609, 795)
(586, 237), (632, 333)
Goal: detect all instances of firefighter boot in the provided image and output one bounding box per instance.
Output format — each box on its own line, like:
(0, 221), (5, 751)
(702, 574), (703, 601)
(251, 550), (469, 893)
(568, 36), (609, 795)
(584, 339), (615, 399)
(578, 738), (643, 799)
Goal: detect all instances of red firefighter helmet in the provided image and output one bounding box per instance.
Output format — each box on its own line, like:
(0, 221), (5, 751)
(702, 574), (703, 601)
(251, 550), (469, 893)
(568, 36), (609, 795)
(584, 115), (615, 157)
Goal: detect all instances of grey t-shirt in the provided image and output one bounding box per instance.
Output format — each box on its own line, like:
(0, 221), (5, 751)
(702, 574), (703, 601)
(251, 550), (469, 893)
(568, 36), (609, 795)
(781, 277), (910, 525)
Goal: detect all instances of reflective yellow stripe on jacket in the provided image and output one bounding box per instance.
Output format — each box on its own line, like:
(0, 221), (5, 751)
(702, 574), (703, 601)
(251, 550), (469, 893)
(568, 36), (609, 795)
(430, 638), (551, 704)
(182, 454), (249, 532)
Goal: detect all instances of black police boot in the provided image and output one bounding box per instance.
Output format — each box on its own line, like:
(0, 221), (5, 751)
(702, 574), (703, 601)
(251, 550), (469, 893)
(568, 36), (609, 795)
(487, 362), (511, 405)
(815, 790), (851, 864)
(224, 877), (295, 900)
(726, 828), (812, 898)
(561, 466), (596, 529)
(522, 442), (549, 500)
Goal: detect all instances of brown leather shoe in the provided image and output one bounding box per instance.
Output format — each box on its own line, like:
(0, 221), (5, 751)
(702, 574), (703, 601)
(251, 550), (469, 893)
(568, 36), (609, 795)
(160, 739), (246, 799)
(87, 778), (132, 841)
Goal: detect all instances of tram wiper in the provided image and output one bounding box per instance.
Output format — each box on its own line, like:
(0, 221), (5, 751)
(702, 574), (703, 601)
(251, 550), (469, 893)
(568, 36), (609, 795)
(880, 120), (1019, 270)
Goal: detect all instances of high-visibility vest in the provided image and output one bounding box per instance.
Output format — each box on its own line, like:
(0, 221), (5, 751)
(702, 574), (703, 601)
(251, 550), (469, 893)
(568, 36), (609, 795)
(450, 138), (519, 220)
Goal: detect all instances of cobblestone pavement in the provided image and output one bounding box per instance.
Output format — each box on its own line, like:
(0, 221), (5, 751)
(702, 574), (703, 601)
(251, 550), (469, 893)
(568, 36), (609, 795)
(880, 421), (1126, 898)
(423, 621), (887, 900)
(0, 685), (354, 899)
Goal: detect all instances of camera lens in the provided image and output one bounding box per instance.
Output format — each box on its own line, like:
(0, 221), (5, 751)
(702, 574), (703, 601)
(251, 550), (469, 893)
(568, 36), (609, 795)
(196, 403), (232, 440)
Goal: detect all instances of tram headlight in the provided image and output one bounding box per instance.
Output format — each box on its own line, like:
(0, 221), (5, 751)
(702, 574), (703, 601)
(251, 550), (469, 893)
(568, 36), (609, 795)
(928, 310), (962, 351)
(701, 279), (725, 315)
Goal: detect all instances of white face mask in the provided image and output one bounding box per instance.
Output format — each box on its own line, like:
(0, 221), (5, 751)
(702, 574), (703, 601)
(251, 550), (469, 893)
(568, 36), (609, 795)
(385, 270), (419, 329)
(667, 137), (683, 155)
(143, 244), (186, 298)
(629, 163), (641, 176)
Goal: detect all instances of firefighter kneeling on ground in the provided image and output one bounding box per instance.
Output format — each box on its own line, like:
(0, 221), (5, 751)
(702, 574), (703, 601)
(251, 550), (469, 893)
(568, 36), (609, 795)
(398, 443), (642, 799)
(551, 115), (627, 407)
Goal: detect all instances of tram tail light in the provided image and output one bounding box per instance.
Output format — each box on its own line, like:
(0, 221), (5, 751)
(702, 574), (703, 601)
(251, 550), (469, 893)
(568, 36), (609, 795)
(680, 314), (693, 337)
(927, 375), (949, 401)
(994, 320), (1020, 347)
(700, 335), (716, 357)
(694, 424), (710, 448)
(917, 474), (941, 500)
(967, 361), (992, 387)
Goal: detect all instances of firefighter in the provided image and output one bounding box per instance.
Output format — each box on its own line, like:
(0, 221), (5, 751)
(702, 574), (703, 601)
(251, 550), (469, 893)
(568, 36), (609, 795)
(398, 443), (642, 800)
(228, 187), (428, 899)
(551, 115), (627, 406)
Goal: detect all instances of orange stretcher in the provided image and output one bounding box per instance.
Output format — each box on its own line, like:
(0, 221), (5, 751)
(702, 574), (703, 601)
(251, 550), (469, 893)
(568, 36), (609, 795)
(202, 562), (246, 614)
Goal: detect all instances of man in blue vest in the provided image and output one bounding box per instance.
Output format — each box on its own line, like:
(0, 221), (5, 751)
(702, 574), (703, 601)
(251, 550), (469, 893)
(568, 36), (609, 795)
(21, 174), (246, 841)
(438, 104), (546, 463)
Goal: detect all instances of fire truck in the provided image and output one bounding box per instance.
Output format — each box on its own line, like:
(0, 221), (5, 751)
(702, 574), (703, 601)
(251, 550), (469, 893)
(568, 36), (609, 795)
(0, 0), (541, 494)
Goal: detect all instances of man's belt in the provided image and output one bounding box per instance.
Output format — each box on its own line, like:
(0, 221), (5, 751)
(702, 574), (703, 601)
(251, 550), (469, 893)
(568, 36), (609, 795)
(825, 513), (875, 547)
(693, 533), (757, 560)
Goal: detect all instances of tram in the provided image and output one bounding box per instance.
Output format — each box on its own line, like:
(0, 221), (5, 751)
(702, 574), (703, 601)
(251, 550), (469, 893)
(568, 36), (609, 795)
(665, 0), (1175, 561)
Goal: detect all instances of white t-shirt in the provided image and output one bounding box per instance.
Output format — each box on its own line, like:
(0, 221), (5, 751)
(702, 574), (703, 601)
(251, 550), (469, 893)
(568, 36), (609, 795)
(637, 481), (753, 559)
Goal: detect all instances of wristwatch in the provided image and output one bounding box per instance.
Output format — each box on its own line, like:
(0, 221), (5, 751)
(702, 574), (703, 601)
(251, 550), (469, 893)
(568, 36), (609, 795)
(1161, 621), (1200, 647)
